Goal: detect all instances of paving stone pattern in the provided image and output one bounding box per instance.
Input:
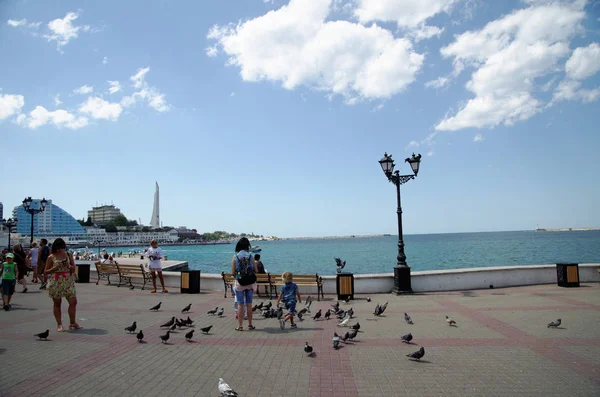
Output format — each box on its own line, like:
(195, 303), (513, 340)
(0, 280), (599, 396)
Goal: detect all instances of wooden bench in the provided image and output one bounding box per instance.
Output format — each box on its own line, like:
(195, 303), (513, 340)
(117, 264), (152, 290)
(221, 272), (273, 298)
(269, 273), (324, 301)
(94, 262), (119, 285)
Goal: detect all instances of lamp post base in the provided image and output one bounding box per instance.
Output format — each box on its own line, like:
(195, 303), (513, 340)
(393, 266), (412, 294)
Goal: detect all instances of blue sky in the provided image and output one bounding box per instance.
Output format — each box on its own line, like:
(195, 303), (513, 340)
(1, 0), (599, 237)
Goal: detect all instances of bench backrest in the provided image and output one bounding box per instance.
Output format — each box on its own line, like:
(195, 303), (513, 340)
(118, 264), (146, 273)
(222, 272), (235, 283)
(95, 261), (119, 272)
(269, 273), (321, 284)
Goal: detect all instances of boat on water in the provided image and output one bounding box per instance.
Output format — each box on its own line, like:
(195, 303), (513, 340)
(251, 246), (262, 253)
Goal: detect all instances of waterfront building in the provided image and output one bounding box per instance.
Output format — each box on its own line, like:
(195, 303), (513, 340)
(13, 199), (85, 236)
(174, 227), (201, 240)
(150, 182), (160, 229)
(88, 204), (123, 226)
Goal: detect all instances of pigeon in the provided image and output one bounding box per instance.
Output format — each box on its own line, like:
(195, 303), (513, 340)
(182, 303), (191, 313)
(334, 257), (346, 273)
(380, 302), (389, 315)
(136, 330), (144, 342)
(400, 333), (413, 343)
(185, 329), (194, 341)
(34, 329), (49, 340)
(252, 304), (260, 312)
(344, 296), (350, 304)
(124, 321), (137, 333)
(347, 308), (354, 318)
(218, 378), (238, 396)
(446, 315), (457, 326)
(169, 323), (177, 331)
(341, 331), (350, 343)
(331, 302), (340, 311)
(159, 330), (170, 344)
(160, 317), (176, 327)
(337, 311), (346, 320)
(404, 313), (413, 324)
(297, 312), (304, 321)
(406, 346), (425, 361)
(367, 297), (371, 302)
(200, 325), (213, 334)
(207, 307), (218, 315)
(129, 285), (135, 290)
(217, 308), (225, 317)
(264, 302), (272, 310)
(176, 319), (187, 329)
(304, 342), (314, 356)
(298, 308), (308, 316)
(373, 303), (381, 316)
(348, 328), (358, 341)
(304, 298), (312, 313)
(350, 322), (360, 331)
(333, 333), (341, 349)
(312, 309), (322, 321)
(547, 319), (561, 328)
(324, 309), (331, 320)
(186, 316), (194, 326)
(149, 302), (162, 311)
(276, 307), (284, 319)
(339, 317), (350, 327)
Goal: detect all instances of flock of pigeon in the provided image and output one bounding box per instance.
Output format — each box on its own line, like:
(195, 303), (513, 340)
(30, 293), (565, 397)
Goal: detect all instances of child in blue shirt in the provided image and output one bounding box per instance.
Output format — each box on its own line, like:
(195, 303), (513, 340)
(276, 271), (301, 330)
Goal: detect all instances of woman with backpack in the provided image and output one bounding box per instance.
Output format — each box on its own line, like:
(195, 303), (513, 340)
(231, 237), (258, 331)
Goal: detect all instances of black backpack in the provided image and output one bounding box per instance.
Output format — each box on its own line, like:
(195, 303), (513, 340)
(235, 254), (256, 286)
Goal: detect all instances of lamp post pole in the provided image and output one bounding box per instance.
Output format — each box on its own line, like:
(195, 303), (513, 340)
(2, 218), (16, 250)
(379, 153), (422, 294)
(22, 197), (48, 247)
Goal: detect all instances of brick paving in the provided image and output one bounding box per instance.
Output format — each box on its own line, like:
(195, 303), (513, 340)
(0, 280), (599, 396)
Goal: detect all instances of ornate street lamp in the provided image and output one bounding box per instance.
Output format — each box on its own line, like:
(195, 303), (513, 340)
(2, 218), (17, 250)
(22, 197), (48, 246)
(379, 152), (422, 294)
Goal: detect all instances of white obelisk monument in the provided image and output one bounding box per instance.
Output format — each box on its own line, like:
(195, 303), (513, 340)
(150, 182), (160, 229)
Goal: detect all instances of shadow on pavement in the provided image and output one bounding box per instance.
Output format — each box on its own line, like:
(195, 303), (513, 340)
(74, 328), (109, 335)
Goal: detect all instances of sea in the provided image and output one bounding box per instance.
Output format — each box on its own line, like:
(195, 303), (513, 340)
(102, 230), (600, 276)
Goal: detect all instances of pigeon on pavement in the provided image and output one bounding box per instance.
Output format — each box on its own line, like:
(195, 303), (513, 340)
(150, 302), (161, 311)
(347, 308), (354, 318)
(547, 319), (562, 328)
(341, 331), (350, 343)
(297, 312), (304, 321)
(367, 297), (371, 302)
(313, 309), (322, 321)
(200, 325), (213, 334)
(207, 307), (218, 315)
(182, 303), (191, 313)
(373, 303), (381, 316)
(446, 316), (457, 326)
(185, 329), (194, 341)
(333, 332), (340, 349)
(124, 321), (137, 333)
(304, 342), (314, 356)
(169, 323), (177, 331)
(401, 333), (413, 343)
(176, 319), (187, 329)
(380, 302), (389, 315)
(218, 378), (238, 396)
(159, 330), (170, 344)
(406, 347), (425, 361)
(34, 329), (49, 340)
(136, 330), (144, 342)
(160, 317), (176, 327)
(339, 317), (350, 327)
(217, 308), (225, 317)
(186, 317), (194, 326)
(348, 328), (358, 341)
(324, 309), (331, 320)
(264, 302), (272, 310)
(350, 322), (360, 331)
(405, 313), (413, 324)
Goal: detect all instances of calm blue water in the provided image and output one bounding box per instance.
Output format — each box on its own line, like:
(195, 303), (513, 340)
(102, 231), (600, 275)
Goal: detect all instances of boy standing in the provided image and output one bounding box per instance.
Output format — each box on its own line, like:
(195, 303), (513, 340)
(1, 253), (19, 311)
(277, 271), (301, 330)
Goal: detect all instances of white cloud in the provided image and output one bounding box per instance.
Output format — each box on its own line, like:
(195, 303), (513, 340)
(79, 97), (122, 121)
(565, 42), (600, 80)
(16, 106), (88, 129)
(473, 133), (484, 142)
(427, 150), (434, 156)
(53, 94), (62, 106)
(73, 85), (94, 95)
(205, 46), (218, 57)
(552, 79), (600, 103)
(0, 91), (25, 120)
(372, 103), (384, 112)
(103, 56), (108, 65)
(7, 19), (41, 28)
(425, 76), (450, 89)
(107, 81), (122, 95)
(43, 11), (90, 50)
(354, 0), (456, 29)
(207, 0), (424, 103)
(121, 67), (170, 112)
(435, 1), (586, 131)
(410, 25), (444, 42)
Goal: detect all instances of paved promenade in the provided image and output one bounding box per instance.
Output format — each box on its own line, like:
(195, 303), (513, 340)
(0, 281), (599, 396)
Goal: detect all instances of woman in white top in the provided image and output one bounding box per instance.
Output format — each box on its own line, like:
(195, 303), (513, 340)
(147, 240), (168, 293)
(27, 242), (40, 283)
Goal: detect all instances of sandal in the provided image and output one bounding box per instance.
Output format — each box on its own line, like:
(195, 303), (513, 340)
(69, 323), (83, 330)
(248, 325), (256, 330)
(162, 289), (169, 293)
(151, 289), (157, 293)
(235, 327), (243, 331)
(57, 326), (64, 332)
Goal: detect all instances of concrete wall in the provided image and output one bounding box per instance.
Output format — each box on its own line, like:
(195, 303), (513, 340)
(78, 261), (600, 294)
